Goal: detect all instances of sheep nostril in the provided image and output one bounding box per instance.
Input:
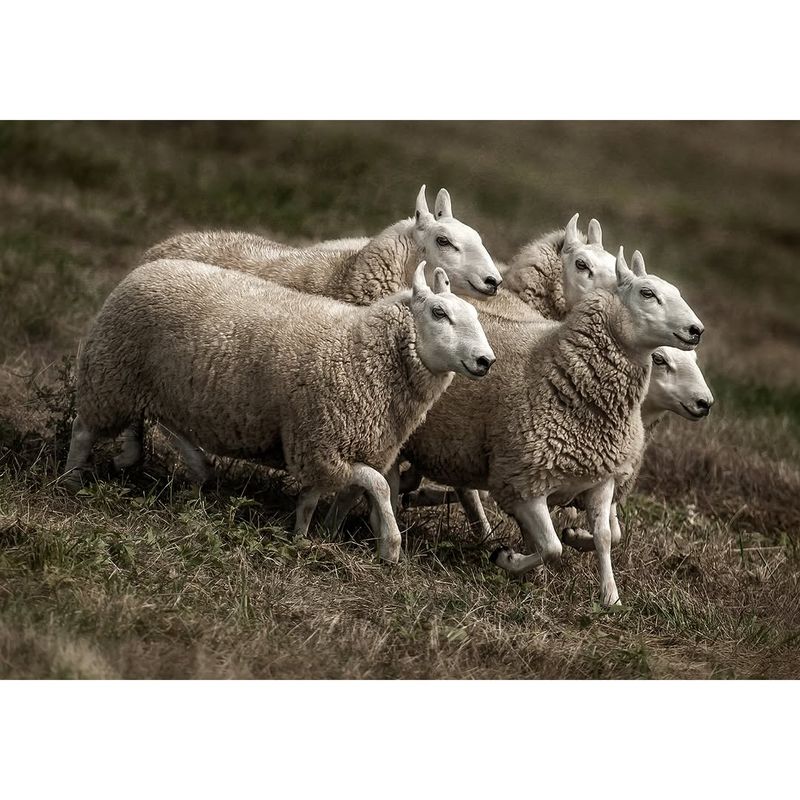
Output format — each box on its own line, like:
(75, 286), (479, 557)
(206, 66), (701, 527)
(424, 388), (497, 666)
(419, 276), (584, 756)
(696, 398), (712, 415)
(476, 355), (496, 373)
(688, 324), (704, 339)
(484, 276), (501, 293)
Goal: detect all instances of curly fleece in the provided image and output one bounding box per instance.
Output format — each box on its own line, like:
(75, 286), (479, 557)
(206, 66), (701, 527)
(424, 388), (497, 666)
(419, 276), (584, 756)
(76, 259), (451, 493)
(403, 289), (650, 512)
(144, 220), (420, 306)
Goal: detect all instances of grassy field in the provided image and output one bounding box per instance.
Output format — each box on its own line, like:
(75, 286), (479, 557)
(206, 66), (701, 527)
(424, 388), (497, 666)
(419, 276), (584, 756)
(1, 121), (799, 679)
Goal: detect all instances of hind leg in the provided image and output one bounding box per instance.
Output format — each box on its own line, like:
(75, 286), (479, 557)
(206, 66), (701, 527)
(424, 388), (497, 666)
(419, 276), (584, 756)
(62, 415), (97, 489)
(160, 425), (211, 484)
(112, 417), (144, 472)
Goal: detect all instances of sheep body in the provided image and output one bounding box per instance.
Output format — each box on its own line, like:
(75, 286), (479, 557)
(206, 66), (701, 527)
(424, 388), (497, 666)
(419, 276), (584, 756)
(144, 223), (415, 305)
(71, 259), (452, 491)
(404, 290), (649, 511)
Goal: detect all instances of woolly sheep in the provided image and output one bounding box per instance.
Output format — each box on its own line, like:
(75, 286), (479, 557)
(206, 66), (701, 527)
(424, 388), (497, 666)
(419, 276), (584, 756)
(500, 213), (618, 319)
(558, 346), (714, 552)
(402, 248), (704, 605)
(63, 260), (496, 561)
(143, 185), (503, 305)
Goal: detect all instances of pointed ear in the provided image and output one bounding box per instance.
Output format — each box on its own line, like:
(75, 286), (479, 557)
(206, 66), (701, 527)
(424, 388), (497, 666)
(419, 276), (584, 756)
(563, 213), (580, 251)
(631, 249), (647, 277)
(432, 267), (451, 294)
(412, 261), (430, 298)
(615, 246), (633, 285)
(434, 188), (453, 219)
(415, 184), (431, 228)
(587, 218), (602, 246)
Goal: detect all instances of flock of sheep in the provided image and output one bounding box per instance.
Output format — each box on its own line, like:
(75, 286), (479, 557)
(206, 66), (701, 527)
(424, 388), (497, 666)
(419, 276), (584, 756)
(62, 185), (714, 606)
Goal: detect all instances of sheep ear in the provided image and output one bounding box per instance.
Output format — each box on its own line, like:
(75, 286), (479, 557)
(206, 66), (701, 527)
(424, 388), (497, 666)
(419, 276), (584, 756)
(434, 188), (453, 219)
(563, 213), (580, 251)
(432, 267), (451, 294)
(412, 261), (430, 297)
(631, 249), (647, 277)
(587, 218), (602, 246)
(615, 246), (633, 285)
(415, 184), (431, 227)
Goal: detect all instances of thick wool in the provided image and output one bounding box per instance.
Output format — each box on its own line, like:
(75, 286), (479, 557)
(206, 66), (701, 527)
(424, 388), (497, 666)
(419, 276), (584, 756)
(403, 290), (650, 512)
(144, 221), (421, 306)
(76, 259), (451, 493)
(501, 229), (578, 319)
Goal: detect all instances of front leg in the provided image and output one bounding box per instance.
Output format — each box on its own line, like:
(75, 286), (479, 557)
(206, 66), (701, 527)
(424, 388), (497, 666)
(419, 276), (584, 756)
(583, 478), (619, 606)
(491, 495), (562, 576)
(349, 463), (402, 562)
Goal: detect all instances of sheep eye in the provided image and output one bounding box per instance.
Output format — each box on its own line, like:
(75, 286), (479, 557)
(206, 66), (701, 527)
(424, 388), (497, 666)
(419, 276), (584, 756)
(432, 305), (448, 320)
(640, 288), (656, 299)
(652, 353), (667, 366)
(575, 258), (590, 272)
(436, 236), (452, 248)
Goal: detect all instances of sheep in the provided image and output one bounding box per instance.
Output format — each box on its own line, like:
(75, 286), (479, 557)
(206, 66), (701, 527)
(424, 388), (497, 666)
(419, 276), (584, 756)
(143, 185), (503, 305)
(401, 247), (704, 605)
(558, 346), (714, 552)
(62, 259), (495, 561)
(500, 213), (618, 319)
(403, 343), (715, 544)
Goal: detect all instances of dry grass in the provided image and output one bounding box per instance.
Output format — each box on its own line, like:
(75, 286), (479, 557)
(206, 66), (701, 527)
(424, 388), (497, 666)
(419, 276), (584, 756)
(1, 122), (799, 678)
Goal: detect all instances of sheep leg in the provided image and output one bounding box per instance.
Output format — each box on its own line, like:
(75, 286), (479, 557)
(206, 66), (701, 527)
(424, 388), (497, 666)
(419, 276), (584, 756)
(350, 463), (402, 562)
(584, 479), (619, 606)
(456, 488), (492, 538)
(62, 415), (96, 488)
(294, 488), (322, 538)
(323, 486), (363, 533)
(160, 425), (211, 484)
(491, 495), (562, 575)
(387, 460), (401, 514)
(561, 503), (623, 552)
(112, 417), (144, 471)
(403, 485), (458, 507)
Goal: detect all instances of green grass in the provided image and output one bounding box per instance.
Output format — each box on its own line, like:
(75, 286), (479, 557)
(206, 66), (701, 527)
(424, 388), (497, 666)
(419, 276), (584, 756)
(1, 121), (799, 678)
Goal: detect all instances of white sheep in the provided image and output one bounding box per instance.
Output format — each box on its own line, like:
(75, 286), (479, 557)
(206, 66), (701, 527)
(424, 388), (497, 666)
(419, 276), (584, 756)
(404, 343), (715, 545)
(63, 259), (496, 561)
(557, 346), (714, 552)
(402, 248), (704, 605)
(143, 185), (503, 304)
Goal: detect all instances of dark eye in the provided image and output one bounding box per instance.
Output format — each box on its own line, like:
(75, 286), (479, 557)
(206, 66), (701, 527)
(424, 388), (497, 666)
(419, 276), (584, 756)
(575, 258), (590, 272)
(436, 236), (452, 248)
(432, 305), (448, 320)
(640, 288), (656, 299)
(652, 353), (667, 366)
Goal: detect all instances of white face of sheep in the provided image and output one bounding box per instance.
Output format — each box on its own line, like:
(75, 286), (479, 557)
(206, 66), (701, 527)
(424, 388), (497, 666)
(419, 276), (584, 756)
(561, 213), (618, 308)
(614, 247), (705, 352)
(647, 347), (715, 420)
(410, 262), (496, 379)
(412, 185), (502, 300)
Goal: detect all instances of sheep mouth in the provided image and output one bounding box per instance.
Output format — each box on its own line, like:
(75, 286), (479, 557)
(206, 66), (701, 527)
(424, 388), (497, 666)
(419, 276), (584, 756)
(468, 280), (498, 297)
(673, 332), (699, 347)
(461, 360), (489, 377)
(680, 402), (708, 419)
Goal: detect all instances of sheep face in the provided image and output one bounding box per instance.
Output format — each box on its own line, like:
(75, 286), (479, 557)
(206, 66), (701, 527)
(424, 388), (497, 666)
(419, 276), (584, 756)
(413, 185), (502, 300)
(561, 213), (618, 309)
(646, 347), (714, 420)
(411, 262), (496, 379)
(615, 247), (705, 352)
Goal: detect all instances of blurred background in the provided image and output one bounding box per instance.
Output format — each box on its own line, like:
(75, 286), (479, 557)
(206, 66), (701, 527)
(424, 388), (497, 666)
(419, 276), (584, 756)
(0, 122), (798, 678)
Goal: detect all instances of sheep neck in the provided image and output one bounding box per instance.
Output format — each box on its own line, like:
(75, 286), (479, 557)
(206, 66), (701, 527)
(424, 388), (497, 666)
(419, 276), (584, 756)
(333, 219), (418, 304)
(505, 229), (568, 319)
(546, 290), (651, 429)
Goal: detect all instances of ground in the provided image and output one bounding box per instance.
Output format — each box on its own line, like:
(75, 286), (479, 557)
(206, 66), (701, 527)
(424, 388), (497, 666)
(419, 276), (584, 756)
(1, 121), (799, 678)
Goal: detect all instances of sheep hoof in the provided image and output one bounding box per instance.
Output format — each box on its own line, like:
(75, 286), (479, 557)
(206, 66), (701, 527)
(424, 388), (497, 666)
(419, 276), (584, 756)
(490, 545), (512, 564)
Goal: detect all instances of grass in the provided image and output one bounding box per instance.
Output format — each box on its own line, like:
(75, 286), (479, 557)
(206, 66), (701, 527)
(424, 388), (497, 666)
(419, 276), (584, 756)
(1, 121), (799, 678)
